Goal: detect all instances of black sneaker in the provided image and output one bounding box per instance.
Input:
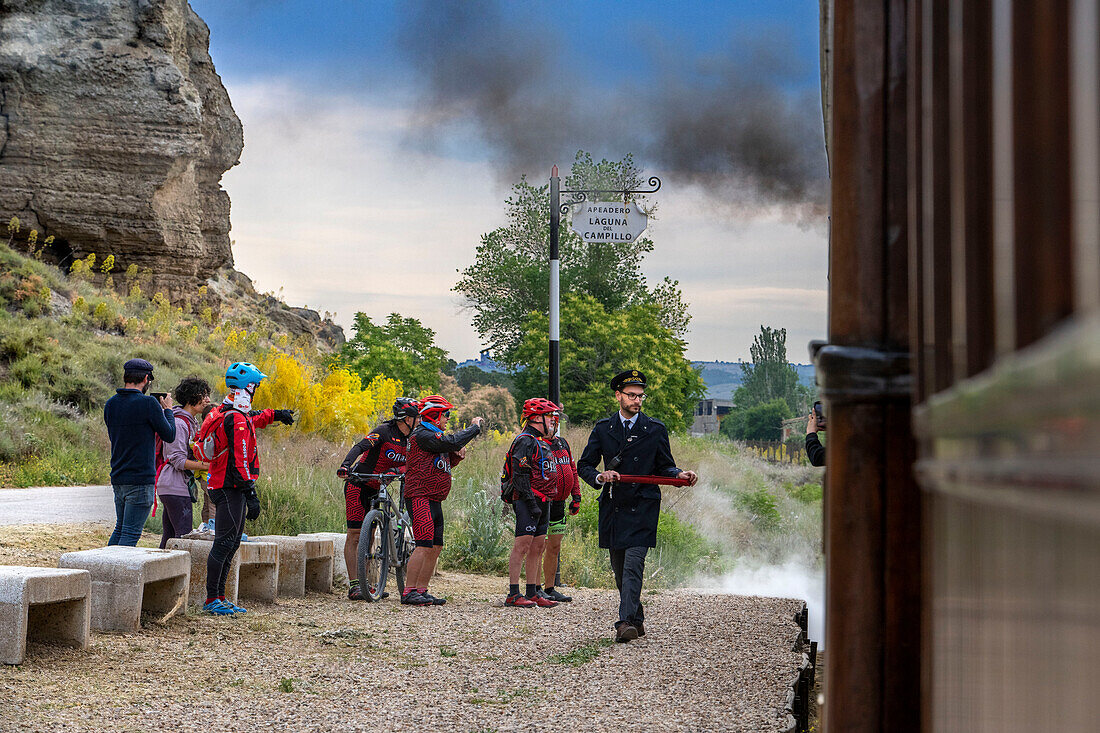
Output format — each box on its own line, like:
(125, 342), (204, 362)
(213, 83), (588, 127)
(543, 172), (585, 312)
(543, 587), (572, 603)
(400, 591), (431, 606)
(420, 591), (446, 606)
(348, 585), (364, 601)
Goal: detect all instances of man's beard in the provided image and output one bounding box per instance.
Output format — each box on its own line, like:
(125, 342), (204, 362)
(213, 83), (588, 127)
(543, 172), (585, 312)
(141, 382), (151, 395)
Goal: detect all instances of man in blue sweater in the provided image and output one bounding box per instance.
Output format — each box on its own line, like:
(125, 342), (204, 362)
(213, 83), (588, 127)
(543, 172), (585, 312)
(103, 358), (176, 546)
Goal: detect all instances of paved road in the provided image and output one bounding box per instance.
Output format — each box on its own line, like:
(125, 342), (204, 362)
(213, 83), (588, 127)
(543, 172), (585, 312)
(0, 485), (114, 525)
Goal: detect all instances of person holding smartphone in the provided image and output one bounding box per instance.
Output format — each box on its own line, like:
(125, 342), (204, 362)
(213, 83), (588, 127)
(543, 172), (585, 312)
(104, 358), (176, 546)
(805, 402), (826, 467)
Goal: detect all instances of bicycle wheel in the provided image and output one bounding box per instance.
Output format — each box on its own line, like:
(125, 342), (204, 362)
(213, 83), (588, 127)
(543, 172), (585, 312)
(356, 510), (390, 601)
(391, 517), (415, 595)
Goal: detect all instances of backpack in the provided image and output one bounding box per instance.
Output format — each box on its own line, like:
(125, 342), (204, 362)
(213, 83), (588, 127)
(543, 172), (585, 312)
(194, 406), (240, 463)
(500, 435), (522, 504)
(500, 434), (551, 504)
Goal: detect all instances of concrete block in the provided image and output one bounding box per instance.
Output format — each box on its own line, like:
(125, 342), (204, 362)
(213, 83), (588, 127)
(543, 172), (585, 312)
(167, 539), (279, 605)
(235, 541), (279, 602)
(297, 532), (348, 586)
(251, 536), (334, 597)
(58, 547), (190, 632)
(0, 566), (90, 665)
(166, 538), (221, 606)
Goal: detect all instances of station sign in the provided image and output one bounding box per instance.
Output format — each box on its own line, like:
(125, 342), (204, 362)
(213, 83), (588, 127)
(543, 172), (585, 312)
(569, 201), (649, 244)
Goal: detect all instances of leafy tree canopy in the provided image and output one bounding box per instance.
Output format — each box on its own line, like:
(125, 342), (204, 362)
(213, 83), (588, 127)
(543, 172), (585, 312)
(336, 312), (448, 393)
(720, 398), (792, 441)
(733, 326), (810, 415)
(509, 294), (705, 428)
(454, 151), (690, 357)
(454, 365), (515, 393)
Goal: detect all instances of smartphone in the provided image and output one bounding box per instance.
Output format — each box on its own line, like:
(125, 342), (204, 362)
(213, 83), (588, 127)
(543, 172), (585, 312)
(150, 392), (168, 400)
(813, 401), (826, 430)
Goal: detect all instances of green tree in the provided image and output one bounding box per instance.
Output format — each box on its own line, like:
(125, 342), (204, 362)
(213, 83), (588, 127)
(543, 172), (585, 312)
(733, 326), (809, 414)
(509, 294), (705, 428)
(454, 365), (515, 393)
(454, 151), (690, 356)
(720, 398), (792, 441)
(337, 312), (448, 392)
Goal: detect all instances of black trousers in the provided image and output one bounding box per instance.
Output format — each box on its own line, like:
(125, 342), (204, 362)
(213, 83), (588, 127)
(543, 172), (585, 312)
(206, 488), (246, 599)
(609, 546), (648, 626)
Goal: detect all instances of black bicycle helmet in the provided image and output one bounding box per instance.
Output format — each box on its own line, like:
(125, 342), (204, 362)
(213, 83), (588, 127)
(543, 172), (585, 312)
(393, 397), (420, 419)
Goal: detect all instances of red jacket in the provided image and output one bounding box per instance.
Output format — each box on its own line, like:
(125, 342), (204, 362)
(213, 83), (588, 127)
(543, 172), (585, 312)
(506, 430), (558, 502)
(205, 405), (275, 491)
(340, 420), (408, 490)
(404, 422), (480, 501)
(550, 436), (581, 502)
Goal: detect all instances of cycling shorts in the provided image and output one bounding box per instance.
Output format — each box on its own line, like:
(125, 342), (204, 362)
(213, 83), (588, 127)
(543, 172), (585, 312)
(514, 497), (550, 538)
(344, 481), (378, 530)
(547, 500), (567, 536)
(406, 497), (444, 547)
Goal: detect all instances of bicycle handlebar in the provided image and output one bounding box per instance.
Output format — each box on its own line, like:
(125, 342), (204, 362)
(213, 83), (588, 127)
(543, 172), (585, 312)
(346, 471), (403, 484)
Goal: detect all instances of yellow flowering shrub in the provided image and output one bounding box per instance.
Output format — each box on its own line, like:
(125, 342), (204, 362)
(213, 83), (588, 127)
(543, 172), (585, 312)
(252, 349), (403, 442)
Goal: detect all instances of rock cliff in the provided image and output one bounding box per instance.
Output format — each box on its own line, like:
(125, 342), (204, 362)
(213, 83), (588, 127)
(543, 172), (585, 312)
(0, 0), (241, 298)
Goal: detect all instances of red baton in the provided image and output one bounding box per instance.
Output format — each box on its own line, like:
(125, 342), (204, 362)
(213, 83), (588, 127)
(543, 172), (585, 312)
(613, 474), (693, 486)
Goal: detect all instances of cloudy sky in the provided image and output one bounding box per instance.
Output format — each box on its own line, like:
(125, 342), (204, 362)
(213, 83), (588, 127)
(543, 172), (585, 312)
(189, 0), (828, 363)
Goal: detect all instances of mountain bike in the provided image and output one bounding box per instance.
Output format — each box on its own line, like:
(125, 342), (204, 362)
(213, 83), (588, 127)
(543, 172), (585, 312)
(348, 471), (415, 602)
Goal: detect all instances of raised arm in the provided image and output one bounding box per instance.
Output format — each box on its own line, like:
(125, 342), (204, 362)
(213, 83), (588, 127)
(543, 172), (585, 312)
(415, 424), (481, 453)
(149, 399), (177, 444)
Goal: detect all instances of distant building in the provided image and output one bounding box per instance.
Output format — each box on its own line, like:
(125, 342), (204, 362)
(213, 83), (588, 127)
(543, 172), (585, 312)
(781, 416), (808, 441)
(455, 349), (507, 374)
(691, 398), (733, 435)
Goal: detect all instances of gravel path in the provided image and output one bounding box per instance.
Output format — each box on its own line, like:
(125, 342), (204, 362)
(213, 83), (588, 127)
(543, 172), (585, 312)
(0, 525), (804, 732)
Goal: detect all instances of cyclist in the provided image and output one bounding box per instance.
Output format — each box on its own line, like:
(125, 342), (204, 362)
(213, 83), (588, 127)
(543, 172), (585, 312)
(503, 398), (561, 608)
(401, 395), (483, 607)
(541, 407), (581, 603)
(201, 362), (293, 616)
(336, 397), (419, 601)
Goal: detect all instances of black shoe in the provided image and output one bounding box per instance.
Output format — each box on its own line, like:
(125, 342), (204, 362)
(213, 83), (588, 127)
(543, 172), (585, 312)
(636, 621), (645, 637)
(348, 585), (364, 601)
(543, 587), (572, 603)
(400, 591), (431, 606)
(420, 591), (446, 605)
(615, 622), (639, 643)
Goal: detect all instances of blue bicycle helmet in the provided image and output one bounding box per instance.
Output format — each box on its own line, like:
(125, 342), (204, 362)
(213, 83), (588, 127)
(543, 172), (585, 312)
(225, 362), (267, 389)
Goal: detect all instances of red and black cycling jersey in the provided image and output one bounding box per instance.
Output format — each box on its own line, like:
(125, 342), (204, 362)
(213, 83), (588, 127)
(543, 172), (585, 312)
(507, 429), (558, 503)
(549, 435), (580, 502)
(404, 422), (481, 501)
(340, 420), (408, 489)
(206, 404), (275, 491)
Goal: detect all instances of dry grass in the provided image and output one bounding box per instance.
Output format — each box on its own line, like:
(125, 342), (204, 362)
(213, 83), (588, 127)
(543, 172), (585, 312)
(0, 524), (805, 733)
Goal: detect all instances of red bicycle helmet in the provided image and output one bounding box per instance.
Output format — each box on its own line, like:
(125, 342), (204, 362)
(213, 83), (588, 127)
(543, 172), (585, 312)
(522, 397), (560, 423)
(418, 395), (454, 419)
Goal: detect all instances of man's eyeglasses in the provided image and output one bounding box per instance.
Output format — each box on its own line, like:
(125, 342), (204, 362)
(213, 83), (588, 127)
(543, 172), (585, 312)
(621, 392), (646, 401)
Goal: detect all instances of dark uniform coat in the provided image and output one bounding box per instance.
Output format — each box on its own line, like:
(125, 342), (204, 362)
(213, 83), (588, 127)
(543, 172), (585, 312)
(577, 412), (682, 549)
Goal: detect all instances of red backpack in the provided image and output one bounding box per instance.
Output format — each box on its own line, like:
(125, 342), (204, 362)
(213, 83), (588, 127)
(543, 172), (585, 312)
(194, 406), (239, 463)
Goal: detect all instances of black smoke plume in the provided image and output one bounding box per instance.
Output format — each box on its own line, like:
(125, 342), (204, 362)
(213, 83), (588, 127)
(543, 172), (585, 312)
(398, 0), (827, 218)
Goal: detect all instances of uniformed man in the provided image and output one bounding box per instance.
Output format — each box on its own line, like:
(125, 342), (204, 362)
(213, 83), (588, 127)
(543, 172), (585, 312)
(576, 369), (698, 642)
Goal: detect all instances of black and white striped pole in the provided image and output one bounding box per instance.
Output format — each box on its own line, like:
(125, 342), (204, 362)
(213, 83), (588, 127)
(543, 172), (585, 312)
(549, 165), (561, 406)
(549, 167), (661, 407)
